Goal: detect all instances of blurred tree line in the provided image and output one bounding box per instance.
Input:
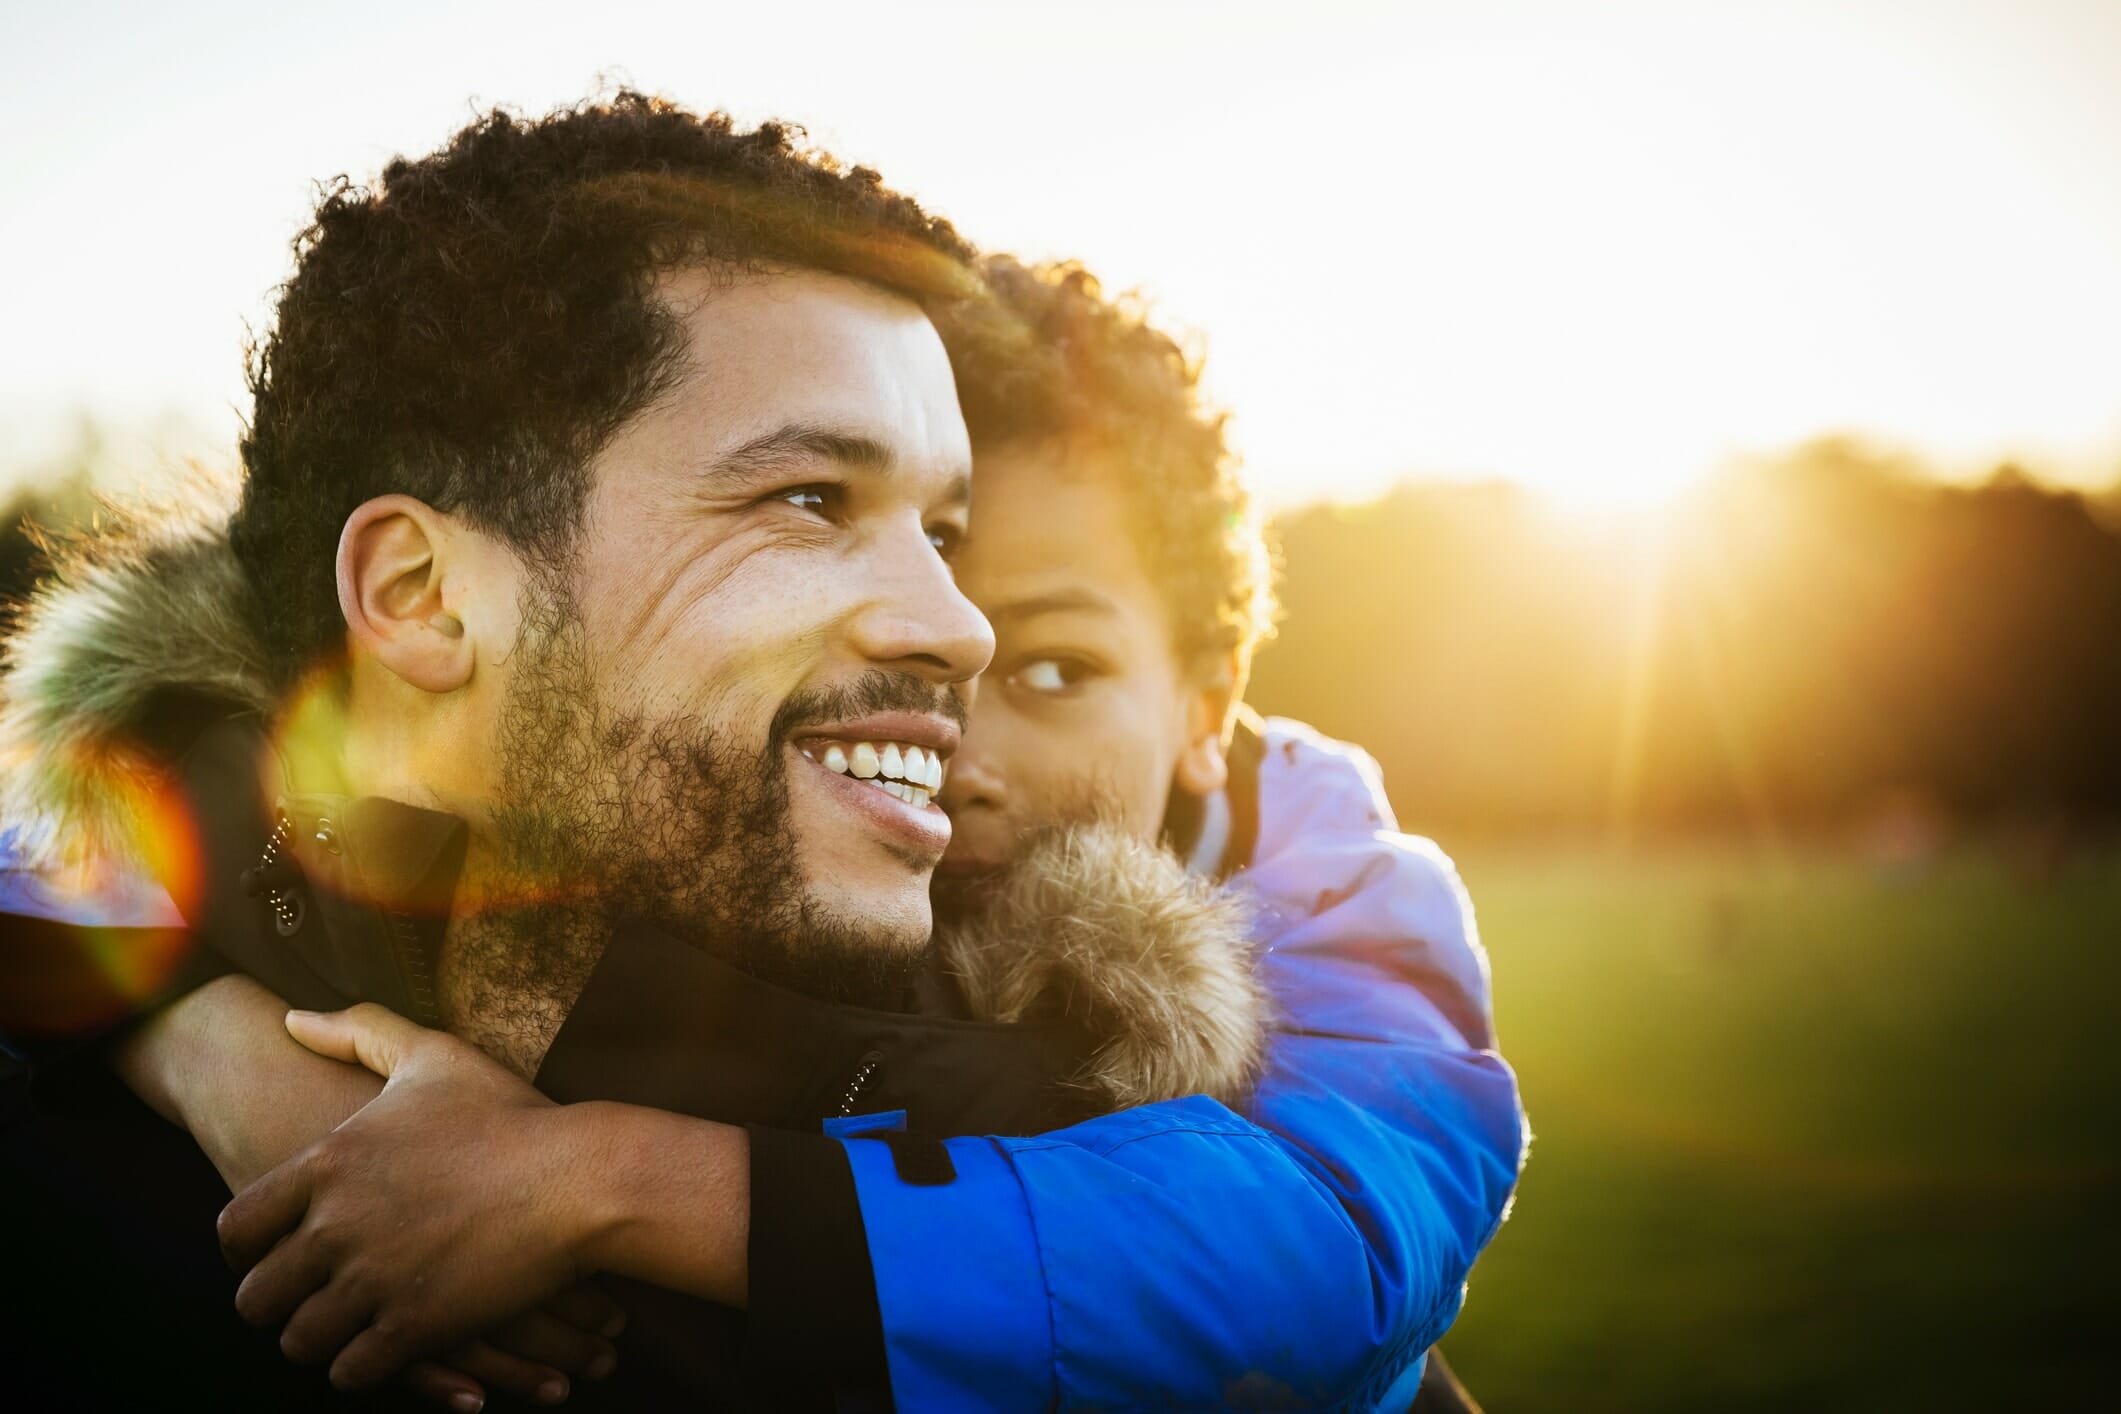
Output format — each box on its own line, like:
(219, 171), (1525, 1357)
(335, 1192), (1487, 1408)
(1248, 439), (2121, 845)
(5, 435), (2118, 844)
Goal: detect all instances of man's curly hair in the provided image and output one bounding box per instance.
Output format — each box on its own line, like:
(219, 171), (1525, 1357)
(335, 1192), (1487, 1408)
(233, 91), (986, 678)
(954, 258), (1275, 681)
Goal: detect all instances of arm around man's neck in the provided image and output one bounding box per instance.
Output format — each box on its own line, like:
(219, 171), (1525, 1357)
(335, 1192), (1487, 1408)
(112, 974), (758, 1307)
(109, 973), (381, 1192)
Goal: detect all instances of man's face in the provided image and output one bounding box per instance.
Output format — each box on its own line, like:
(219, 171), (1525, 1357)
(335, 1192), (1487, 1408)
(938, 442), (1217, 881)
(477, 267), (990, 994)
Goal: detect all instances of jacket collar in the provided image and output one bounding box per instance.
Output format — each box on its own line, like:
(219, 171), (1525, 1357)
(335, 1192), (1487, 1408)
(539, 919), (1100, 1137)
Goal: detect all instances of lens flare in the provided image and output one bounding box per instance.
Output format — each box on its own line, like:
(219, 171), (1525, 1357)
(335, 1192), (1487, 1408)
(0, 742), (205, 1034)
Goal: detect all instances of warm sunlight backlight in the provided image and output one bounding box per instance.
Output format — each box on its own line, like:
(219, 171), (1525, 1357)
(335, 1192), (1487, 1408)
(3, 3), (2118, 509)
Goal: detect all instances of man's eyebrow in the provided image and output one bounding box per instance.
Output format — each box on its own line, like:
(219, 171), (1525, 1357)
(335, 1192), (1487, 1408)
(712, 423), (899, 479)
(987, 587), (1121, 621)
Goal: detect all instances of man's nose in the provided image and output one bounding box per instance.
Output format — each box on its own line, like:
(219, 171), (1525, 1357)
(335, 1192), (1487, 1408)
(848, 521), (995, 684)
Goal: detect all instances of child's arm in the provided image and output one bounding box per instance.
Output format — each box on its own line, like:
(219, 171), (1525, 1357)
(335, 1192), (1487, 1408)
(110, 974), (380, 1190)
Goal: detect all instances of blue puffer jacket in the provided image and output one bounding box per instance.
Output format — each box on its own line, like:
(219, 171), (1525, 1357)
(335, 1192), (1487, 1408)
(848, 717), (1527, 1411)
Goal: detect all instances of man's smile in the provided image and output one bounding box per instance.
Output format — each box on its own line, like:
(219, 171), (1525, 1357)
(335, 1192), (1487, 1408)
(789, 711), (958, 856)
(798, 736), (947, 806)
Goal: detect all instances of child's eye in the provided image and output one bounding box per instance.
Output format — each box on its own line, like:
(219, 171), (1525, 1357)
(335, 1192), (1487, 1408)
(1010, 658), (1095, 695)
(926, 523), (964, 558)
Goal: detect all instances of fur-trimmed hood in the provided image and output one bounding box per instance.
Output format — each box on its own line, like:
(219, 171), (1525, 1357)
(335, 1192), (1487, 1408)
(0, 495), (1265, 1109)
(0, 476), (276, 871)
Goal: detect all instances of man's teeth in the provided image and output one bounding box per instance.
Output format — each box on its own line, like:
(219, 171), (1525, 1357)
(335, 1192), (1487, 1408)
(808, 740), (943, 804)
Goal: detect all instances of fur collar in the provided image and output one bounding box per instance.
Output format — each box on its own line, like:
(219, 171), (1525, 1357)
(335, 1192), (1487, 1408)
(937, 824), (1265, 1110)
(0, 490), (1265, 1109)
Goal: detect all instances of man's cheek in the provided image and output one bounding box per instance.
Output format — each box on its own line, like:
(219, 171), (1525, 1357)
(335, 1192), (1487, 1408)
(625, 621), (805, 736)
(672, 594), (836, 706)
(605, 538), (833, 679)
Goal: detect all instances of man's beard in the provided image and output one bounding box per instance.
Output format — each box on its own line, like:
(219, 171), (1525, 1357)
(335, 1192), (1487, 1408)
(444, 576), (954, 1067)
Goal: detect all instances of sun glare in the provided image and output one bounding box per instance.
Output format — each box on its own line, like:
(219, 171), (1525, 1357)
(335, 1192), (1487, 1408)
(2, 3), (2118, 510)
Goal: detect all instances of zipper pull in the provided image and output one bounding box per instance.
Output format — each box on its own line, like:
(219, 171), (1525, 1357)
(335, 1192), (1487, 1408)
(839, 1050), (884, 1117)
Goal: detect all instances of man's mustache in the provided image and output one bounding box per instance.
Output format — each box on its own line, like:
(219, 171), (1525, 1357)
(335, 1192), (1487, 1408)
(769, 669), (969, 744)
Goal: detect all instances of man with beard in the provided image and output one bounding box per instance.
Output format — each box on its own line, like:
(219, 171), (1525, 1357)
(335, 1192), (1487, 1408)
(2, 95), (1518, 1412)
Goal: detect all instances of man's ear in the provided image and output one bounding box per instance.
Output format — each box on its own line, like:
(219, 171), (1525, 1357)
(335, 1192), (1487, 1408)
(335, 496), (475, 694)
(1172, 651), (1245, 799)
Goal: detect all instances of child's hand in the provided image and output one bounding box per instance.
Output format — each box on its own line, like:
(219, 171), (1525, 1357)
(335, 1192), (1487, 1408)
(217, 1005), (610, 1392)
(402, 1282), (628, 1411)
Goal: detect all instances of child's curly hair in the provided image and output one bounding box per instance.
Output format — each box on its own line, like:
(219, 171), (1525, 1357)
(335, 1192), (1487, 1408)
(954, 257), (1276, 682)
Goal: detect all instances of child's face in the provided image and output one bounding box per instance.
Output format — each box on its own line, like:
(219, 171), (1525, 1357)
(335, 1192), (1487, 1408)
(938, 442), (1230, 881)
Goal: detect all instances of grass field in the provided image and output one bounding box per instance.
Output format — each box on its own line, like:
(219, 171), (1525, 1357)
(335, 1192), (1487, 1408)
(1436, 843), (2121, 1413)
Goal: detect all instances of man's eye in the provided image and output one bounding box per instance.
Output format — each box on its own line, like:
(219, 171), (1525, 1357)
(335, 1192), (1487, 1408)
(1010, 658), (1093, 695)
(775, 485), (841, 517)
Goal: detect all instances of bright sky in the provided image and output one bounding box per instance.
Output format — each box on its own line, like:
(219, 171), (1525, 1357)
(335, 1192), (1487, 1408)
(4, 0), (2119, 507)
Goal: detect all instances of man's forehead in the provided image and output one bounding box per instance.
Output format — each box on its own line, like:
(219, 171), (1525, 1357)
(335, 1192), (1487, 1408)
(650, 265), (970, 477)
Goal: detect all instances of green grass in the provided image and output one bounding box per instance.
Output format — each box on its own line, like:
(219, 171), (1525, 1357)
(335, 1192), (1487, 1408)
(1436, 842), (2121, 1413)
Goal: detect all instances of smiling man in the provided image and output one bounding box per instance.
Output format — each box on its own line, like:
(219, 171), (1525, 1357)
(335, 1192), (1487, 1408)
(382, 264), (987, 1075)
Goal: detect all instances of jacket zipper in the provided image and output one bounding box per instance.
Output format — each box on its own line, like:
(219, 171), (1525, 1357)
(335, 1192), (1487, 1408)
(240, 812), (305, 937)
(386, 911), (439, 1025)
(838, 1050), (884, 1117)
